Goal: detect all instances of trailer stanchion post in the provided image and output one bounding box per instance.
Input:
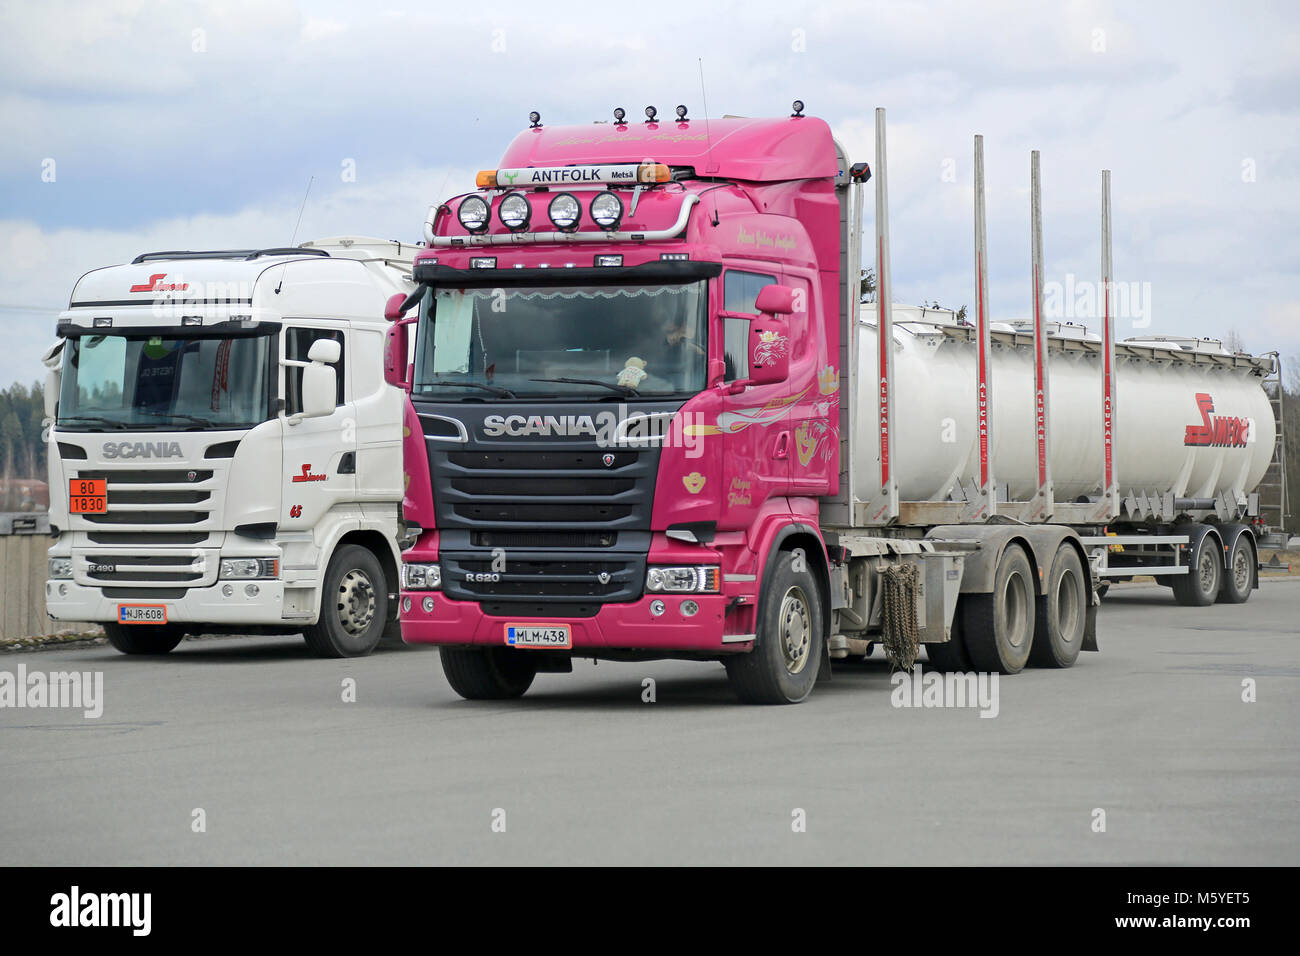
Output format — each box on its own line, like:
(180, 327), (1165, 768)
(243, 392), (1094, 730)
(866, 106), (899, 524)
(965, 134), (996, 520)
(1027, 149), (1054, 521)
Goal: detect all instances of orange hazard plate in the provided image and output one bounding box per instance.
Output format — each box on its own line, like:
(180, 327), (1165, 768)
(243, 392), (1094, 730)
(69, 478), (107, 514)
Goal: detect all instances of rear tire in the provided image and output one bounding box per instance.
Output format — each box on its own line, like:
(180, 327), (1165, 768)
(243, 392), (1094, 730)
(962, 544), (1035, 674)
(439, 647), (537, 700)
(1172, 531), (1221, 607)
(303, 544), (388, 658)
(1029, 544), (1086, 668)
(725, 550), (824, 704)
(103, 622), (185, 655)
(1216, 534), (1253, 605)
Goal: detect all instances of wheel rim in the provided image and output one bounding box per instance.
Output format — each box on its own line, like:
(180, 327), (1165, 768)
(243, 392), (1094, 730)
(1232, 545), (1251, 591)
(337, 568), (376, 635)
(1056, 567), (1081, 642)
(1004, 570), (1030, 649)
(778, 586), (813, 675)
(1198, 548), (1218, 594)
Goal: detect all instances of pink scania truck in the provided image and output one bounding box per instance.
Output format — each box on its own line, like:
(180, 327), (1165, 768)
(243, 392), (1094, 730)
(384, 105), (1279, 703)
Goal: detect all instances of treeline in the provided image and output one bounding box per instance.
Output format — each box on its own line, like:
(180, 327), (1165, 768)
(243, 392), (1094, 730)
(0, 382), (47, 480)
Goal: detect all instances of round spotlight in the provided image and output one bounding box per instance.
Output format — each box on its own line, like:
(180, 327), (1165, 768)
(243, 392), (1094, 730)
(589, 191), (624, 230)
(245, 583), (260, 597)
(675, 104), (688, 120)
(58, 583), (68, 597)
(649, 599), (666, 617)
(791, 99), (805, 117)
(613, 107), (626, 123)
(644, 105), (657, 122)
(222, 584), (234, 597)
(402, 597), (411, 614)
(458, 195), (490, 233)
(421, 596), (435, 613)
(548, 192), (581, 231)
(498, 192), (531, 231)
(529, 111), (541, 127)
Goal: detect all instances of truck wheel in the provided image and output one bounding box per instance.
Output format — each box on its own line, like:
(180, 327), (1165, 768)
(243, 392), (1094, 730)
(1029, 544), (1086, 668)
(103, 623), (185, 655)
(1171, 532), (1221, 607)
(724, 550), (825, 704)
(925, 609), (974, 671)
(1216, 535), (1253, 605)
(962, 543), (1034, 674)
(439, 648), (537, 700)
(303, 544), (388, 658)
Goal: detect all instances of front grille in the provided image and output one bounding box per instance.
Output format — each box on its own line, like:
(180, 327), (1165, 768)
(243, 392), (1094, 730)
(88, 531), (209, 545)
(84, 510), (208, 525)
(439, 551), (644, 605)
(470, 531), (616, 549)
(74, 468), (216, 529)
(452, 502), (635, 523)
(480, 601), (601, 619)
(109, 490), (210, 505)
(103, 587), (187, 599)
(85, 553), (203, 584)
(448, 451), (637, 470)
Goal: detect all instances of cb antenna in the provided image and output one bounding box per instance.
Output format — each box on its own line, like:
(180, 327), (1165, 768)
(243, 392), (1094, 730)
(697, 58), (720, 226)
(289, 175), (314, 247)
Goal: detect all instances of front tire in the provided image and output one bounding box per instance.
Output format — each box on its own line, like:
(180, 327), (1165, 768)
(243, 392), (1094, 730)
(103, 622), (185, 655)
(1216, 534), (1253, 605)
(1029, 544), (1086, 668)
(303, 544), (389, 658)
(439, 647), (537, 700)
(1172, 531), (1221, 607)
(962, 543), (1035, 674)
(725, 550), (825, 704)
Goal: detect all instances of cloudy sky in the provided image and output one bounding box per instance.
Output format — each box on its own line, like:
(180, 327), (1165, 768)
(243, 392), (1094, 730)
(1, 0), (1297, 387)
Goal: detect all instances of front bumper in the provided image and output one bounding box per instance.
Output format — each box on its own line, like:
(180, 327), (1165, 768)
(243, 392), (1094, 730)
(45, 579), (292, 627)
(400, 590), (737, 652)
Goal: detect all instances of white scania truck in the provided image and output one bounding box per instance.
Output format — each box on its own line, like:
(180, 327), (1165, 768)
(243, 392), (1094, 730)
(43, 237), (416, 656)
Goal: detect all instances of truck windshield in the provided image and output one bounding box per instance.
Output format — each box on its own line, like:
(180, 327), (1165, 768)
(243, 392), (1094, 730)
(412, 282), (708, 400)
(57, 332), (272, 431)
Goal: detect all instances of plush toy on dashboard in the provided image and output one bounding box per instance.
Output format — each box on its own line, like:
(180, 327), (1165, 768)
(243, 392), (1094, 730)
(617, 356), (648, 389)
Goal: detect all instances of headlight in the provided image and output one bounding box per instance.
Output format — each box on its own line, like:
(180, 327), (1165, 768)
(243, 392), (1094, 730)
(402, 562), (442, 590)
(219, 558), (279, 579)
(458, 195), (490, 233)
(48, 557), (73, 579)
(590, 191), (623, 230)
(498, 192), (530, 231)
(645, 566), (720, 594)
(547, 192), (581, 231)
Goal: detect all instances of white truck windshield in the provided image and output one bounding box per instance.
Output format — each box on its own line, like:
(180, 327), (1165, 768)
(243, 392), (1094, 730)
(57, 332), (272, 430)
(412, 282), (708, 399)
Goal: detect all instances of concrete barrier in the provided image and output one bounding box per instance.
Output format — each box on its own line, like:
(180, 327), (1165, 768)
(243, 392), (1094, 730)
(0, 514), (91, 640)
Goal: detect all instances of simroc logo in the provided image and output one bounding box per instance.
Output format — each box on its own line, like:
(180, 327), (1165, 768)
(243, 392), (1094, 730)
(102, 441), (183, 459)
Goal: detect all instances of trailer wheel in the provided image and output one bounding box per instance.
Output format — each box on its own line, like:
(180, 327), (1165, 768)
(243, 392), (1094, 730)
(962, 543), (1034, 674)
(439, 648), (537, 700)
(103, 623), (185, 655)
(925, 610), (974, 672)
(1171, 532), (1221, 607)
(725, 550), (824, 704)
(303, 544), (388, 658)
(1216, 535), (1253, 605)
(1029, 544), (1086, 668)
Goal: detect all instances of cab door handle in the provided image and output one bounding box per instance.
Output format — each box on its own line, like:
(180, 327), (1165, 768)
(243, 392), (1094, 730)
(773, 431), (790, 460)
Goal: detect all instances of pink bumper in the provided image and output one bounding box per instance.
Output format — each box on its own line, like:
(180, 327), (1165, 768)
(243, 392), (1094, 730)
(400, 591), (737, 652)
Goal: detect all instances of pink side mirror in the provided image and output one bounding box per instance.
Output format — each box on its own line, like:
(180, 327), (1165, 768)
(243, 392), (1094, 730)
(754, 284), (797, 316)
(384, 292), (410, 321)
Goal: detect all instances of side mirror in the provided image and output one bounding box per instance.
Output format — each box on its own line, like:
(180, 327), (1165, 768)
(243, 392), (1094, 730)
(384, 321), (409, 388)
(301, 339), (339, 418)
(384, 292), (410, 322)
(44, 370), (59, 420)
(747, 316), (790, 386)
(754, 284), (797, 315)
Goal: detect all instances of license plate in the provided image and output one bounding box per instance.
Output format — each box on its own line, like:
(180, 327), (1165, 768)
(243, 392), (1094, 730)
(69, 478), (107, 514)
(505, 623), (571, 649)
(118, 604), (167, 625)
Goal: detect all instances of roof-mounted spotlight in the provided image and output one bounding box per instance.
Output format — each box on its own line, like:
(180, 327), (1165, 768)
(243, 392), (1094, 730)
(613, 107), (626, 124)
(644, 105), (657, 123)
(791, 99), (805, 117)
(675, 104), (688, 121)
(529, 111), (542, 128)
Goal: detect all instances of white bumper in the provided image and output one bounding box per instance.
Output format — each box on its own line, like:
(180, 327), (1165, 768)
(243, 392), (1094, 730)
(44, 579), (303, 628)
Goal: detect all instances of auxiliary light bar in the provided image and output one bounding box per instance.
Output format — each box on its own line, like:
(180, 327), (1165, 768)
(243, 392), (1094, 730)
(476, 162), (671, 189)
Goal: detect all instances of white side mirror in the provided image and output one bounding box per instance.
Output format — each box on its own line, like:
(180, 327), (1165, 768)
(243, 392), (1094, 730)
(41, 341), (64, 421)
(308, 338), (341, 365)
(301, 363), (336, 419)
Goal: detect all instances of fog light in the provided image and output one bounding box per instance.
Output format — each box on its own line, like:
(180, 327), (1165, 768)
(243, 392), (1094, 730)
(245, 584), (259, 597)
(548, 192), (581, 231)
(58, 583), (68, 597)
(402, 597), (411, 613)
(422, 597), (435, 613)
(650, 599), (665, 616)
(498, 192), (531, 231)
(222, 584), (234, 597)
(458, 195), (490, 233)
(681, 600), (699, 617)
(590, 192), (623, 230)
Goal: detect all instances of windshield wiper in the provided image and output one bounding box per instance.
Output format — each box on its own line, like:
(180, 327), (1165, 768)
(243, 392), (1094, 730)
(428, 382), (517, 398)
(57, 415), (129, 430)
(135, 408), (217, 428)
(529, 377), (640, 397)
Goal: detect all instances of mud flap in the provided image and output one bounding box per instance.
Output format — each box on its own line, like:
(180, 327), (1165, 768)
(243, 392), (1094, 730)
(816, 639), (832, 682)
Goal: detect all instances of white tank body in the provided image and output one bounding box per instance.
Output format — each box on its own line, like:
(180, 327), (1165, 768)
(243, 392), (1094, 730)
(852, 314), (1276, 504)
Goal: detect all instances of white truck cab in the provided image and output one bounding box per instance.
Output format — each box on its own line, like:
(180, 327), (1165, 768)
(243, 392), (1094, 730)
(44, 237), (417, 656)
